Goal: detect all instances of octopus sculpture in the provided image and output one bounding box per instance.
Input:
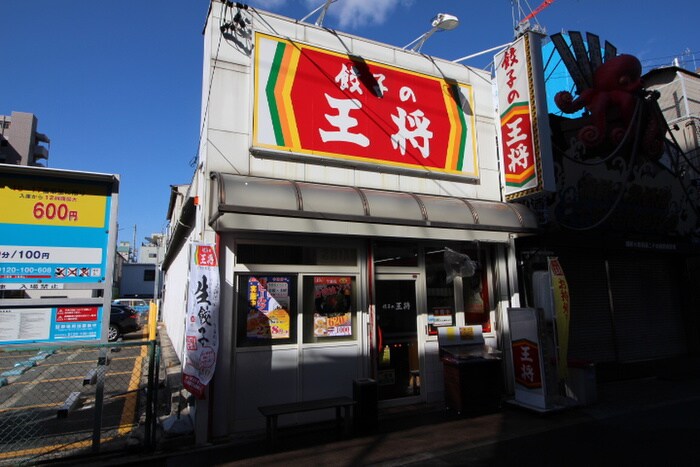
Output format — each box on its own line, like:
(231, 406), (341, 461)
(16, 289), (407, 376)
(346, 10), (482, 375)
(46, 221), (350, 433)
(554, 54), (646, 148)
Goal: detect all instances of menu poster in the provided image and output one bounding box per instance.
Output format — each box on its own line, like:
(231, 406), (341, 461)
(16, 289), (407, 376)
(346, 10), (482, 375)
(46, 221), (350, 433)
(313, 276), (352, 337)
(246, 276), (291, 339)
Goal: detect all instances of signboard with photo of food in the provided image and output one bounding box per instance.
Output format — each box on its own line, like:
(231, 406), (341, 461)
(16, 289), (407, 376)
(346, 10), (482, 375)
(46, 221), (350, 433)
(246, 276), (291, 339)
(313, 276), (352, 337)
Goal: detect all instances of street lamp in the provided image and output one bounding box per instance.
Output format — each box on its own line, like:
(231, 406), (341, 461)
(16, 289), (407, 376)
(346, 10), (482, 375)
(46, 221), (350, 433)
(403, 13), (459, 53)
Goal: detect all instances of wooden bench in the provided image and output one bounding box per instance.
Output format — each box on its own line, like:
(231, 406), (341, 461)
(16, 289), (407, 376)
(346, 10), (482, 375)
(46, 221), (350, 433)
(258, 396), (355, 444)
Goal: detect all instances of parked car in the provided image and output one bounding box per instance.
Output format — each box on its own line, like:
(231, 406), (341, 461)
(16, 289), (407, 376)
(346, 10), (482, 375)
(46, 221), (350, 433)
(109, 304), (142, 342)
(112, 298), (150, 317)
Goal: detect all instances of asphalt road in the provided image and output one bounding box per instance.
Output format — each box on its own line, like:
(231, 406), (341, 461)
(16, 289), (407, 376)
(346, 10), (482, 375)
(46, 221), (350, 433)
(409, 398), (700, 466)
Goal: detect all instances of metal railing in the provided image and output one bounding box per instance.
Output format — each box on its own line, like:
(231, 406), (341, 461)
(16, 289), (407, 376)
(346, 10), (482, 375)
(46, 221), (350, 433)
(0, 339), (161, 465)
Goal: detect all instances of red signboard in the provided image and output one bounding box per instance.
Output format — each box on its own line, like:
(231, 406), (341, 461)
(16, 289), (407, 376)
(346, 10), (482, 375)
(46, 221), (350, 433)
(254, 33), (478, 178)
(511, 338), (542, 389)
(495, 32), (554, 200)
(56, 306), (98, 322)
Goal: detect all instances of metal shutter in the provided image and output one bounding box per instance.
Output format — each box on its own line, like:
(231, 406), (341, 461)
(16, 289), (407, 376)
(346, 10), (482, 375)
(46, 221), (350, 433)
(557, 251), (617, 363)
(607, 252), (687, 361)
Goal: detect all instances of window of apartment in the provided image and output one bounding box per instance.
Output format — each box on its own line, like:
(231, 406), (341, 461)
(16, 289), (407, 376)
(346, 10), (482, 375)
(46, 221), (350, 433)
(143, 269), (155, 282)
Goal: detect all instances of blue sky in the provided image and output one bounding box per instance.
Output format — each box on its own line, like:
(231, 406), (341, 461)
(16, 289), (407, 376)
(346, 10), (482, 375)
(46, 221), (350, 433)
(2, 0), (698, 248)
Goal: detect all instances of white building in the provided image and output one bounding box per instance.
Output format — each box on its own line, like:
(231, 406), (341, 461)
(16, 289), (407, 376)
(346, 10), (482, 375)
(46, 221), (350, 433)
(160, 3), (538, 441)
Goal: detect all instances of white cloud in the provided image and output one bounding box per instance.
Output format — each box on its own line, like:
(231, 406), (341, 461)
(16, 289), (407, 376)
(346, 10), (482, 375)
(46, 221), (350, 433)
(304, 0), (414, 30)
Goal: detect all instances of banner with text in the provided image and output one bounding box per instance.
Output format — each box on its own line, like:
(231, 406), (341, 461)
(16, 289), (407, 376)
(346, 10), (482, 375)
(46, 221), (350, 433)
(548, 257), (570, 380)
(0, 174), (111, 289)
(254, 33), (479, 178)
(183, 243), (220, 399)
(495, 32), (554, 200)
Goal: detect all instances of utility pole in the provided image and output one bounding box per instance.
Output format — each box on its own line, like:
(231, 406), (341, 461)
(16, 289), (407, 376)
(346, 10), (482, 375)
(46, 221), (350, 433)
(131, 224), (137, 263)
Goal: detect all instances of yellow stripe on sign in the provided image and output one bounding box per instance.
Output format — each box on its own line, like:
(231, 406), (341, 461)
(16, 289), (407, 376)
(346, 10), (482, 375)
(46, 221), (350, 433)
(506, 164), (536, 184)
(282, 45), (302, 150)
(274, 45), (295, 147)
(0, 179), (107, 227)
(441, 83), (459, 171)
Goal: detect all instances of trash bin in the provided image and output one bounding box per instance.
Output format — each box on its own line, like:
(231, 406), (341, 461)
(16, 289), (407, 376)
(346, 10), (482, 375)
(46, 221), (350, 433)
(438, 326), (503, 415)
(353, 378), (378, 433)
(442, 353), (502, 415)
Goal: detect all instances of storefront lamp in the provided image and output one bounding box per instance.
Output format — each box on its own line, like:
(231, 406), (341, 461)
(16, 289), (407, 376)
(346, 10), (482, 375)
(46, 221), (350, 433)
(403, 13), (459, 52)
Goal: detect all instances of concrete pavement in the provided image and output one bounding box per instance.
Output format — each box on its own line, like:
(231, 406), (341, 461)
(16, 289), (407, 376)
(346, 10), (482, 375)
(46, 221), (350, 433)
(92, 372), (696, 466)
(61, 323), (700, 466)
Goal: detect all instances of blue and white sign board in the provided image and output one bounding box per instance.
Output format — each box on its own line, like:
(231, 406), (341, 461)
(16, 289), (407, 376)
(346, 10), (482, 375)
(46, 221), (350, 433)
(0, 165), (118, 345)
(0, 306), (104, 344)
(0, 172), (112, 289)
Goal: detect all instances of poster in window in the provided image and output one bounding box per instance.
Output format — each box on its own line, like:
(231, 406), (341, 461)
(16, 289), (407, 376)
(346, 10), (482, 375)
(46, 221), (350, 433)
(465, 272), (491, 333)
(246, 276), (290, 339)
(427, 307), (453, 335)
(313, 276), (352, 337)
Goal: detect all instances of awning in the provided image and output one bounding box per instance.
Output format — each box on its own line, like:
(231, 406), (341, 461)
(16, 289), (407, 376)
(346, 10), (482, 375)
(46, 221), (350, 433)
(209, 173), (538, 243)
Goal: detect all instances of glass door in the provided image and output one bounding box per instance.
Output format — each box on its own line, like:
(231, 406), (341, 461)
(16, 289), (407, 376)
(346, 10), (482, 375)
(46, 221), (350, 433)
(375, 275), (421, 400)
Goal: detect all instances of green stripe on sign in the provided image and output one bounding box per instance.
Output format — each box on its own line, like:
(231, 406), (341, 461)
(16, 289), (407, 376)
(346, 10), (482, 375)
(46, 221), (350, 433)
(265, 42), (286, 146)
(451, 84), (468, 171)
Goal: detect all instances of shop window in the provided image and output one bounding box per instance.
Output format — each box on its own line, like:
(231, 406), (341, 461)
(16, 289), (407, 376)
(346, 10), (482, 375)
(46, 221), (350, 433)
(463, 263), (491, 333)
(302, 276), (357, 343)
(236, 274), (297, 347)
(425, 249), (455, 335)
(237, 244), (356, 266)
(374, 242), (418, 267)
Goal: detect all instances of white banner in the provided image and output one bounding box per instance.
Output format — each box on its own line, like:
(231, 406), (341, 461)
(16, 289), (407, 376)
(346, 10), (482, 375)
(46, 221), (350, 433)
(183, 243), (220, 399)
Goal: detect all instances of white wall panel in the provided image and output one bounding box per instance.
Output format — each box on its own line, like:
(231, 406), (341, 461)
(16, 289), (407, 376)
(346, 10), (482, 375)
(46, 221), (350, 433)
(205, 129), (250, 175)
(208, 67), (250, 134)
(161, 240), (190, 365)
(301, 345), (359, 400)
(232, 348), (299, 431)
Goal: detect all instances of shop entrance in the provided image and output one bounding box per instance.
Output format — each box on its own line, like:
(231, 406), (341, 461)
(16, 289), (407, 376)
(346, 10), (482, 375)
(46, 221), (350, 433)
(375, 275), (422, 401)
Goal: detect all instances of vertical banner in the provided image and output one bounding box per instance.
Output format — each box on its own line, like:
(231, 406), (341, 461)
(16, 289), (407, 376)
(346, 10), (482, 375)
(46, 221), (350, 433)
(495, 32), (554, 200)
(548, 257), (570, 380)
(183, 243), (220, 399)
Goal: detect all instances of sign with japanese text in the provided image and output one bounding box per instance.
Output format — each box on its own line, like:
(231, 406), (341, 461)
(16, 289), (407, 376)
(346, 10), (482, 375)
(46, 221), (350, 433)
(495, 32), (554, 200)
(254, 33), (479, 178)
(183, 243), (220, 399)
(548, 257), (570, 380)
(0, 306), (102, 345)
(0, 174), (111, 286)
(246, 276), (291, 340)
(511, 339), (543, 389)
(427, 307), (453, 335)
(313, 276), (352, 337)
(507, 307), (548, 409)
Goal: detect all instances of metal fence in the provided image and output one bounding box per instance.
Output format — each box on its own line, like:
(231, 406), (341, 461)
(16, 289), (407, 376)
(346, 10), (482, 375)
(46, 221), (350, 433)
(0, 340), (161, 465)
